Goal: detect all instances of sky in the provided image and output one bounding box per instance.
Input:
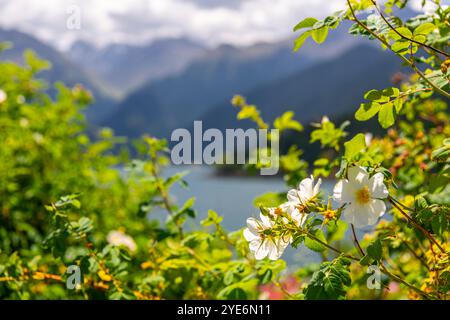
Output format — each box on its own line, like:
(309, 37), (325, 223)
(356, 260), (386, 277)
(0, 0), (445, 51)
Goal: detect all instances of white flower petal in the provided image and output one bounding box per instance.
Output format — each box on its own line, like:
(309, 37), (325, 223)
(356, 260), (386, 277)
(352, 206), (371, 228)
(280, 201), (294, 214)
(249, 239), (261, 251)
(243, 228), (259, 242)
(299, 176), (314, 198)
(341, 204), (368, 228)
(287, 189), (299, 202)
(333, 180), (355, 203)
(246, 217), (260, 234)
(267, 241), (280, 260)
(347, 166), (369, 186)
(369, 199), (386, 221)
(313, 178), (322, 197)
(345, 203), (371, 228)
(291, 209), (307, 227)
(254, 241), (269, 260)
(369, 173), (389, 199)
(260, 213), (273, 228)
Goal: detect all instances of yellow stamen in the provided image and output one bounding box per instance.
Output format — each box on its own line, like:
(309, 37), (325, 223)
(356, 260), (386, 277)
(355, 186), (371, 204)
(274, 207), (283, 215)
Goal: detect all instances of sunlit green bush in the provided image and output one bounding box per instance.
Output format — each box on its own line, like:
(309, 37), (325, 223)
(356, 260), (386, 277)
(0, 0), (448, 300)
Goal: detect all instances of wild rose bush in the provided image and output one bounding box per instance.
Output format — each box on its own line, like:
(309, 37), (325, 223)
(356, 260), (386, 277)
(0, 0), (448, 300)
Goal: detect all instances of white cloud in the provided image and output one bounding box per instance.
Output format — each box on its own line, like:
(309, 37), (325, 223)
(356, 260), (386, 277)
(0, 0), (348, 49)
(2, 0), (439, 50)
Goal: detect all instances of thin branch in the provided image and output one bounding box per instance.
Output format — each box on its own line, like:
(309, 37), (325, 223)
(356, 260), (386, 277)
(346, 0), (450, 99)
(379, 263), (434, 299)
(388, 197), (445, 254)
(403, 240), (431, 271)
(351, 224), (365, 257)
(350, 222), (433, 299)
(389, 196), (414, 212)
(303, 230), (359, 261)
(371, 0), (450, 58)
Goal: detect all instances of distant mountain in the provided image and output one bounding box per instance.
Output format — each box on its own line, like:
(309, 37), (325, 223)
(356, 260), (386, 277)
(68, 38), (206, 95)
(104, 26), (360, 139)
(0, 28), (117, 123)
(199, 44), (401, 132)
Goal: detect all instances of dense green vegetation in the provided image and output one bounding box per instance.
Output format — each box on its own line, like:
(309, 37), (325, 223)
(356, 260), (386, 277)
(0, 0), (448, 300)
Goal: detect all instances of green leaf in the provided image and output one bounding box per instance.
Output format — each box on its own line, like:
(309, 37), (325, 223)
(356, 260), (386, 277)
(382, 87), (400, 97)
(327, 221), (348, 243)
(273, 111), (303, 132)
(364, 89), (382, 101)
(413, 22), (436, 36)
(237, 105), (259, 120)
(305, 229), (327, 252)
(378, 102), (395, 128)
(392, 40), (410, 54)
(389, 27), (413, 40)
(261, 269), (273, 284)
(293, 31), (311, 51)
(355, 102), (381, 121)
(344, 133), (366, 160)
(227, 287), (247, 300)
(311, 27), (329, 44)
(431, 139), (450, 162)
(253, 192), (285, 208)
(366, 239), (382, 261)
(293, 17), (318, 31)
(303, 256), (351, 300)
(359, 255), (373, 266)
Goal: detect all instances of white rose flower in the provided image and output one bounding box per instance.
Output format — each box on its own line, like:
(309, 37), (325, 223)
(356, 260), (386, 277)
(243, 213), (289, 260)
(283, 175), (322, 226)
(287, 175), (322, 205)
(280, 201), (307, 227)
(107, 230), (137, 252)
(0, 89), (6, 104)
(333, 166), (389, 228)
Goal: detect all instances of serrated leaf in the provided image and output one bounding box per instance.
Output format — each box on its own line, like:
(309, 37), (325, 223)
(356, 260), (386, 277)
(366, 239), (382, 261)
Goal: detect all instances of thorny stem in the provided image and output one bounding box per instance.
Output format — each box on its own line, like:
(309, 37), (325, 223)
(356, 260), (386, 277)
(346, 0), (450, 99)
(388, 197), (445, 254)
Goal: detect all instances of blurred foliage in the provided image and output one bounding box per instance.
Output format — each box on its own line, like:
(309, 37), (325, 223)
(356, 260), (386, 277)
(0, 0), (449, 300)
(0, 49), (284, 299)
